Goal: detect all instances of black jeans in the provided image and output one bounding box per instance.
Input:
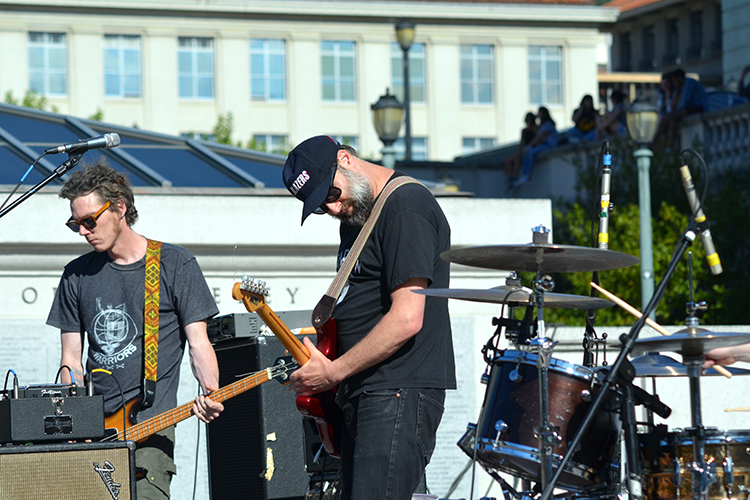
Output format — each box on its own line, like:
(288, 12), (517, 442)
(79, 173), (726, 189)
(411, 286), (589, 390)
(339, 388), (445, 500)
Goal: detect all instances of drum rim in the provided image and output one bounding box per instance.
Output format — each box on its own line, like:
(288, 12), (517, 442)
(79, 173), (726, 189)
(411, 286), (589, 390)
(494, 349), (599, 381)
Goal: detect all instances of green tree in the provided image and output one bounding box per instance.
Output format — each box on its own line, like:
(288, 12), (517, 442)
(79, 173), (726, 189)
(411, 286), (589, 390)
(213, 112), (240, 146)
(4, 89), (58, 112)
(546, 135), (739, 326)
(88, 108), (104, 121)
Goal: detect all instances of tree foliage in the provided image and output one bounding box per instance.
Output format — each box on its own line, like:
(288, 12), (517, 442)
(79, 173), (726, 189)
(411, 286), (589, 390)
(544, 134), (746, 327)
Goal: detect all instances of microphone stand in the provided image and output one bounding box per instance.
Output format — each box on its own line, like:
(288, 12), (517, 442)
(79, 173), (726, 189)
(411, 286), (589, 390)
(0, 153), (83, 220)
(539, 220), (700, 500)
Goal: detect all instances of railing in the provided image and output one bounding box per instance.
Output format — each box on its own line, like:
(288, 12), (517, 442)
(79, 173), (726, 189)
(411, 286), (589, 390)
(681, 101), (750, 170)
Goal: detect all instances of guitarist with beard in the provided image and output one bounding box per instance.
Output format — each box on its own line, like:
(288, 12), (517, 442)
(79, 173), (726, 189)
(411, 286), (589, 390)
(283, 136), (456, 500)
(46, 159), (224, 500)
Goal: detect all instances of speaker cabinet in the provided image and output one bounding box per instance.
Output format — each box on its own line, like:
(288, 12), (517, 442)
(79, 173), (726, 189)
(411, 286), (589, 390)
(0, 441), (135, 499)
(207, 336), (309, 500)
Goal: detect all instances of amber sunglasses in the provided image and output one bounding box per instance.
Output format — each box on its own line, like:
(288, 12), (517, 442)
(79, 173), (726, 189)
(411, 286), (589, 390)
(65, 201), (111, 232)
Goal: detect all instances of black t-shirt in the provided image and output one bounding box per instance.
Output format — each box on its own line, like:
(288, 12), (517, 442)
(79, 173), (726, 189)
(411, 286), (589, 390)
(332, 173), (456, 401)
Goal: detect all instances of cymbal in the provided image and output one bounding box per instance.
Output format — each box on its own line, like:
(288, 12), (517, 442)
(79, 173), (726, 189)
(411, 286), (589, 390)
(632, 327), (750, 356)
(632, 354), (750, 377)
(414, 286), (615, 309)
(441, 244), (640, 273)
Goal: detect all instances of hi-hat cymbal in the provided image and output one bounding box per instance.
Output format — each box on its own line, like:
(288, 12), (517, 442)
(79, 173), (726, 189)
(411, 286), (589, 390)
(414, 286), (615, 309)
(441, 244), (639, 273)
(632, 327), (750, 356)
(632, 353), (750, 377)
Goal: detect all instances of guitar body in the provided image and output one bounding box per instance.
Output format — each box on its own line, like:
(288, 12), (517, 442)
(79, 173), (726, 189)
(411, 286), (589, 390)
(104, 396), (143, 441)
(294, 319), (343, 458)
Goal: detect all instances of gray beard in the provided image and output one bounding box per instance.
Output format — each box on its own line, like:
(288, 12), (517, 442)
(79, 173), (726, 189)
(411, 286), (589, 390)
(331, 167), (375, 227)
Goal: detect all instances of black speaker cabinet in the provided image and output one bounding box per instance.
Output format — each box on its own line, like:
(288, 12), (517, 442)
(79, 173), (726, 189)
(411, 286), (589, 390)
(0, 441), (135, 499)
(208, 336), (309, 500)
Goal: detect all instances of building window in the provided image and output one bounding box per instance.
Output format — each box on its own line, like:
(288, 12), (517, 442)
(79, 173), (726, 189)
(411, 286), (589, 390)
(104, 35), (142, 98)
(689, 10), (704, 60)
(618, 33), (632, 72)
(391, 42), (426, 104)
(178, 37), (214, 99)
(394, 137), (428, 161)
(251, 39), (286, 101)
(330, 135), (359, 152)
(711, 4), (722, 54)
(641, 26), (656, 71)
(462, 137), (495, 155)
(321, 41), (356, 102)
(253, 134), (288, 154)
(665, 19), (680, 66)
(28, 32), (67, 96)
(460, 44), (494, 104)
(529, 45), (562, 105)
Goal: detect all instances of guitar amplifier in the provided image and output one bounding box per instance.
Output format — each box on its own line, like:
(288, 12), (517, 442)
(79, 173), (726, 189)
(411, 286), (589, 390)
(0, 392), (104, 444)
(0, 441), (135, 499)
(208, 335), (314, 500)
(207, 310), (313, 343)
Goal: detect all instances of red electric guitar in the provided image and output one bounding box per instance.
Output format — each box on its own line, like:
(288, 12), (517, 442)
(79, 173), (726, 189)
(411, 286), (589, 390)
(232, 276), (342, 458)
(102, 357), (298, 443)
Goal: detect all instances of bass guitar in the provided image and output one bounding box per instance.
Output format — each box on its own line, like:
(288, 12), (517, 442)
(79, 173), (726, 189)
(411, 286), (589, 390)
(232, 276), (342, 458)
(102, 357), (297, 443)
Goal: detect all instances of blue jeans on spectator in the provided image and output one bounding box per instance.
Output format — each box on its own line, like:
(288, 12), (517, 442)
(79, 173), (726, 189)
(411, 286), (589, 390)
(520, 143), (554, 181)
(566, 127), (596, 144)
(338, 387), (445, 500)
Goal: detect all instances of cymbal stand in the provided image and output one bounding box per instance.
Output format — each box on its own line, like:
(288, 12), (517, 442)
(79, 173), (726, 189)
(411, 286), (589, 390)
(682, 253), (716, 500)
(529, 253), (559, 489)
(539, 221), (700, 500)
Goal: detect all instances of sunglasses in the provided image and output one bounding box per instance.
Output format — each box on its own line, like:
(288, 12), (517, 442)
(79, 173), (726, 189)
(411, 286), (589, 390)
(65, 200), (111, 232)
(313, 165), (342, 214)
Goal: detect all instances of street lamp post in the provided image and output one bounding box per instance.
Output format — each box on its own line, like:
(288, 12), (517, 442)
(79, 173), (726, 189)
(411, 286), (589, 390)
(395, 19), (415, 161)
(626, 99), (659, 317)
(371, 88), (404, 169)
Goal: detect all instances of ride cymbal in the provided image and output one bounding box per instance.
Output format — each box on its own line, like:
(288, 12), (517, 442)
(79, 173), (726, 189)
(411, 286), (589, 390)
(414, 286), (615, 310)
(441, 243), (640, 273)
(631, 353), (750, 377)
(632, 327), (750, 356)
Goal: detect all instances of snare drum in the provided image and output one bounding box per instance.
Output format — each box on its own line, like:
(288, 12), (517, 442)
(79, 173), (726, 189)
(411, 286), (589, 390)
(472, 350), (620, 491)
(642, 429), (750, 500)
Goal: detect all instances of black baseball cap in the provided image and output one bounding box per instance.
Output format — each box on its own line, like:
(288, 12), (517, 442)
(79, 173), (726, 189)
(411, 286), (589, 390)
(283, 136), (342, 224)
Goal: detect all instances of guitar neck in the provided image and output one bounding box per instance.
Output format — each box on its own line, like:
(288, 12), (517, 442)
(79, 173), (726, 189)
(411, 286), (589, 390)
(254, 304), (310, 366)
(115, 368), (273, 442)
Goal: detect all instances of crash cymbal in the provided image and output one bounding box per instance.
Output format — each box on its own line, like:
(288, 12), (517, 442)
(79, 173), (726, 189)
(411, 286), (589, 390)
(441, 244), (640, 273)
(632, 327), (750, 356)
(631, 353), (750, 377)
(414, 286), (615, 310)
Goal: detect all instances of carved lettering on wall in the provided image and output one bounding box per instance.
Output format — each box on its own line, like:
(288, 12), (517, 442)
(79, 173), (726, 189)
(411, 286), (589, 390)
(22, 287), (38, 304)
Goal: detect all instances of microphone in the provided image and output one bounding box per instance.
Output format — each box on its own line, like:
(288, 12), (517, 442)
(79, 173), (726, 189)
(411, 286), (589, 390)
(45, 133), (121, 155)
(679, 164), (723, 275)
(597, 141), (612, 249)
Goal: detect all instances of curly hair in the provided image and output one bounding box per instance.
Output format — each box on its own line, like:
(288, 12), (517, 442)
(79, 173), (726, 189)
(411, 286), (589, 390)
(59, 157), (139, 226)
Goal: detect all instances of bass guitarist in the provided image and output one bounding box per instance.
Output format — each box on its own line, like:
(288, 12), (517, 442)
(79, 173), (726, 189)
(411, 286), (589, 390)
(282, 136), (456, 500)
(46, 159), (224, 500)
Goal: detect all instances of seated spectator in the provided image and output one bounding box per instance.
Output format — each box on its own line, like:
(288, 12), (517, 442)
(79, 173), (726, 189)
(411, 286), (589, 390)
(597, 89), (628, 139)
(505, 112), (537, 179)
(566, 94), (600, 144)
(738, 65), (750, 99)
(657, 71), (676, 115)
(653, 68), (708, 148)
(510, 106), (559, 191)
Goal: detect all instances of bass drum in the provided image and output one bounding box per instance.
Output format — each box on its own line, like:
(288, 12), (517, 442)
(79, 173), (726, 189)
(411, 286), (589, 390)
(473, 350), (621, 492)
(642, 429), (750, 500)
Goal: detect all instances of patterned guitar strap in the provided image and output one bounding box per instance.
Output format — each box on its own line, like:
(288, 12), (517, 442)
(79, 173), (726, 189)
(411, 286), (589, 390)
(142, 239), (161, 410)
(312, 176), (423, 328)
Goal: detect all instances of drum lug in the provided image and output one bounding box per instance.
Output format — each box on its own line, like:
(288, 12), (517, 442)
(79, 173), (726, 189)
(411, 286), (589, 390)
(509, 369), (522, 383)
(480, 373), (490, 385)
(672, 460), (682, 489)
(724, 456), (734, 493)
(493, 420), (509, 448)
(581, 389), (592, 402)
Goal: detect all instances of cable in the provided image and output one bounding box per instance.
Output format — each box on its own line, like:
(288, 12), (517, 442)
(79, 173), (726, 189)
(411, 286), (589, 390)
(92, 368), (127, 441)
(0, 153), (47, 212)
(3, 369), (18, 396)
(55, 365), (73, 384)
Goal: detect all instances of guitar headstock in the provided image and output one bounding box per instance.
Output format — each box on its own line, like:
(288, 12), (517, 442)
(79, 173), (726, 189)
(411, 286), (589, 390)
(232, 276), (270, 313)
(270, 356), (299, 384)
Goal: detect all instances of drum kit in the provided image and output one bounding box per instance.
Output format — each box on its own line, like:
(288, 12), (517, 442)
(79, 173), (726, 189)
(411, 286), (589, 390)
(420, 225), (750, 500)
